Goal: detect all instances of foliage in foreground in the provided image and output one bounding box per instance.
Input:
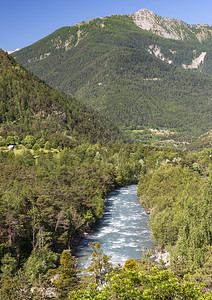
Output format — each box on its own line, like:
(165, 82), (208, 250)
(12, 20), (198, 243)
(0, 143), (211, 298)
(54, 246), (212, 299)
(1, 244), (211, 299)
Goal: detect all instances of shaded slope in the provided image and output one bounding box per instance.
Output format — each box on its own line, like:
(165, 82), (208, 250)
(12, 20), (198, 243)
(0, 49), (127, 145)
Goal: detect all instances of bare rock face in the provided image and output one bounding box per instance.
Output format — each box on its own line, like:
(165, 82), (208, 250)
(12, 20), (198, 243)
(130, 9), (189, 40)
(182, 52), (207, 69)
(130, 9), (212, 42)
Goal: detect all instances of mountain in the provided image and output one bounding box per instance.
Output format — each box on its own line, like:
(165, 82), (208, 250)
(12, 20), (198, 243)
(0, 49), (126, 145)
(12, 11), (212, 143)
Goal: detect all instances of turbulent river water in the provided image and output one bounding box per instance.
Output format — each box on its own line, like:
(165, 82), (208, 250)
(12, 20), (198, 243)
(76, 184), (155, 268)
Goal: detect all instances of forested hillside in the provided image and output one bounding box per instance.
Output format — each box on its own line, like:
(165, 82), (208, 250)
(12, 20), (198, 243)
(12, 14), (212, 143)
(0, 49), (126, 146)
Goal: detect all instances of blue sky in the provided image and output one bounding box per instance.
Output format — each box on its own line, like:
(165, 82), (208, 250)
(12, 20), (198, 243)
(1, 0), (212, 52)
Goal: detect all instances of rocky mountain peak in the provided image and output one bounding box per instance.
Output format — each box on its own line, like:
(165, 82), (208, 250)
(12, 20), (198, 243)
(130, 9), (212, 42)
(130, 9), (189, 40)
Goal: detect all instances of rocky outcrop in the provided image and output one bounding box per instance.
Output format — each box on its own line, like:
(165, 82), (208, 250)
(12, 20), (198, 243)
(148, 45), (173, 64)
(182, 52), (207, 69)
(130, 9), (212, 43)
(7, 48), (20, 54)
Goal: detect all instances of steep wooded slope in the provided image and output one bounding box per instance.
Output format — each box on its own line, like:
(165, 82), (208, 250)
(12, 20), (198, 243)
(0, 49), (126, 145)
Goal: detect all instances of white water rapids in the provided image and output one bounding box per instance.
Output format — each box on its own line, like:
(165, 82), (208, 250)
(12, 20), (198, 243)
(76, 184), (155, 268)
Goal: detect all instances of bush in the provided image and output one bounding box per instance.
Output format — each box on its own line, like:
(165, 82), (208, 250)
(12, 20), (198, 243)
(32, 143), (40, 151)
(44, 141), (51, 150)
(22, 135), (36, 147)
(25, 143), (32, 149)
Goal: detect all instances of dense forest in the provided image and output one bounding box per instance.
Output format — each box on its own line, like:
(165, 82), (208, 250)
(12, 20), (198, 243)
(0, 46), (211, 298)
(0, 49), (127, 146)
(0, 143), (211, 299)
(138, 148), (212, 275)
(13, 15), (212, 143)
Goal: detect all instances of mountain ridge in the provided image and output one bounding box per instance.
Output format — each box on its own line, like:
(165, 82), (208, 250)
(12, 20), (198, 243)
(12, 9), (212, 75)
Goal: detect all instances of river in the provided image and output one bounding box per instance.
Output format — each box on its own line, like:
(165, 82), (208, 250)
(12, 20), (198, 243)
(76, 184), (155, 268)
